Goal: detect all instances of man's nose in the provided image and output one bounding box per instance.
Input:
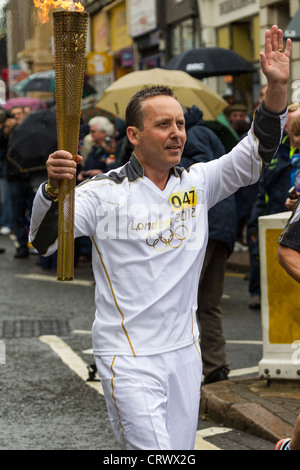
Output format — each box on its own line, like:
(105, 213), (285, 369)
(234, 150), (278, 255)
(170, 123), (183, 137)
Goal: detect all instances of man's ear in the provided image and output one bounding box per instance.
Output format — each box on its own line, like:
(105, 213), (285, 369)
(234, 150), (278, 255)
(127, 126), (139, 147)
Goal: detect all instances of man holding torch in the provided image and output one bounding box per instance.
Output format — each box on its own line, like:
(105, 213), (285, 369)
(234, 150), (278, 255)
(29, 26), (291, 450)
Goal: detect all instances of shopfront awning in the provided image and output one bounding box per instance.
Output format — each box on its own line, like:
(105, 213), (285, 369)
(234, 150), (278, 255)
(284, 8), (300, 40)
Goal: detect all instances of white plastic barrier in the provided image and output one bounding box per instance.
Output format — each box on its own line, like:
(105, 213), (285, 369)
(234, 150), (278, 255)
(258, 212), (300, 380)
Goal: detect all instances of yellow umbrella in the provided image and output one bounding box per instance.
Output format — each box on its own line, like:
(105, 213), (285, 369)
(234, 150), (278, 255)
(96, 68), (227, 121)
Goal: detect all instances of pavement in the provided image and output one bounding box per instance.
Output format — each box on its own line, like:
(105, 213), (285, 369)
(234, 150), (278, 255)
(199, 248), (300, 445)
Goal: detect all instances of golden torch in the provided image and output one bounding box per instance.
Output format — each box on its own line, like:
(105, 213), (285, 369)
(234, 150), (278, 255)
(53, 10), (88, 281)
(34, 2), (88, 281)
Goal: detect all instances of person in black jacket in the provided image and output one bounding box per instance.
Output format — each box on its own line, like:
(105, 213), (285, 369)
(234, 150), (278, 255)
(0, 108), (13, 235)
(247, 103), (300, 309)
(181, 105), (237, 384)
(3, 106), (30, 258)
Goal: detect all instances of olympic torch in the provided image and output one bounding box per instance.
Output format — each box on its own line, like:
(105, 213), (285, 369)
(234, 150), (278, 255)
(52, 10), (88, 281)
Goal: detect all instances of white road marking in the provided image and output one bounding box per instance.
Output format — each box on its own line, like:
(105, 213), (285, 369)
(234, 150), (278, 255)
(229, 366), (259, 377)
(39, 335), (103, 395)
(72, 329), (92, 335)
(15, 273), (94, 287)
(194, 426), (233, 450)
(194, 434), (220, 450)
(197, 427), (232, 439)
(82, 348), (94, 354)
(226, 340), (262, 345)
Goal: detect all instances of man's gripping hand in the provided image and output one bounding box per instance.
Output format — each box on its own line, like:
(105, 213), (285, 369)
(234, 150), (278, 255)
(46, 151), (83, 189)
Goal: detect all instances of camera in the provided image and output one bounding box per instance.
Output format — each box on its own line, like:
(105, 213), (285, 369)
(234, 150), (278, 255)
(288, 186), (299, 199)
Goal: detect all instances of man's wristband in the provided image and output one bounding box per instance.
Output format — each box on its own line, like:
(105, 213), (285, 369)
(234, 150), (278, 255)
(45, 181), (59, 201)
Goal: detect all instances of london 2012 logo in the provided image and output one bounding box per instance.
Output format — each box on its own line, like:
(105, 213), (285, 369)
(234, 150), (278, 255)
(146, 225), (189, 251)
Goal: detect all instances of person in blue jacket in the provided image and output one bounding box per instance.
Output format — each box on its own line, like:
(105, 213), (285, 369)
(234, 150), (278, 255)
(181, 105), (237, 384)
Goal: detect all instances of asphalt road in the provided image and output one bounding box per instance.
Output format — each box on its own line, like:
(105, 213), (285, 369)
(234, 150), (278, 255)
(0, 233), (272, 452)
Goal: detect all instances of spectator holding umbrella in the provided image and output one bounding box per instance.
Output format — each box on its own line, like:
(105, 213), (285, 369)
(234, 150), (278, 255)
(5, 108), (57, 258)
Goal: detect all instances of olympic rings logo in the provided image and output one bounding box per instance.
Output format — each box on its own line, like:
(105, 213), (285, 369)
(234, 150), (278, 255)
(146, 225), (189, 251)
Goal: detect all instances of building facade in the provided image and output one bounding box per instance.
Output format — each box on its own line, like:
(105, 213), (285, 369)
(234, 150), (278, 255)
(197, 0), (300, 105)
(3, 0), (300, 105)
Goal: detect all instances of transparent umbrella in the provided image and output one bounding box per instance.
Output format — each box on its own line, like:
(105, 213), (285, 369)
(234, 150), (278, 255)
(12, 70), (96, 98)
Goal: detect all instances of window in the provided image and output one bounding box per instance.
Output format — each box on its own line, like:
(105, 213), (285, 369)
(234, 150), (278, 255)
(170, 18), (200, 57)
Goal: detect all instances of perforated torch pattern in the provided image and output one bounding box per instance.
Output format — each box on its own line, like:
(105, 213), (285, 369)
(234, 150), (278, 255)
(53, 11), (88, 280)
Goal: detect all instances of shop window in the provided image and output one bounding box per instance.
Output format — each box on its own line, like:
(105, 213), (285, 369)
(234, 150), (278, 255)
(170, 18), (200, 57)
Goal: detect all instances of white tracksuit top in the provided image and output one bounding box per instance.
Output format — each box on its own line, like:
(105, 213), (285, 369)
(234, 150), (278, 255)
(29, 102), (287, 356)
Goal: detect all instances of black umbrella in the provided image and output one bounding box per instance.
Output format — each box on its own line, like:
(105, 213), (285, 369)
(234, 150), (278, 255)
(284, 7), (300, 40)
(165, 47), (256, 79)
(7, 109), (57, 174)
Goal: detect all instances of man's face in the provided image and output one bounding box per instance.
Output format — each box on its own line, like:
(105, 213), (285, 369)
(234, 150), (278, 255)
(89, 124), (106, 146)
(128, 95), (186, 172)
(11, 107), (25, 124)
(229, 110), (246, 124)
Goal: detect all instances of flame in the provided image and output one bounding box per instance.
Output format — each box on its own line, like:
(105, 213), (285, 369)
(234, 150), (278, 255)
(34, 0), (84, 23)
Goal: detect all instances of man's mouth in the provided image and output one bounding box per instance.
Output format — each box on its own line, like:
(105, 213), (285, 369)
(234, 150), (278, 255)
(166, 144), (181, 150)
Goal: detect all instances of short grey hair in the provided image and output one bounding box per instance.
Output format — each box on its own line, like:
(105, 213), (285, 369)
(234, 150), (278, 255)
(89, 116), (115, 137)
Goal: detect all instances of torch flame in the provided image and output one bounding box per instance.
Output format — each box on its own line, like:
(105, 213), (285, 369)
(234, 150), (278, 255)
(34, 0), (84, 23)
